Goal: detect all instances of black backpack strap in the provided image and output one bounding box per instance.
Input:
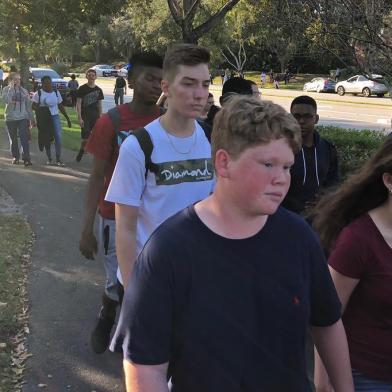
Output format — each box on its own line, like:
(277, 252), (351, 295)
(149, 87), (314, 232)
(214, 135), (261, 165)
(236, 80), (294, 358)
(196, 120), (212, 143)
(38, 88), (41, 105)
(132, 127), (158, 178)
(108, 107), (121, 135)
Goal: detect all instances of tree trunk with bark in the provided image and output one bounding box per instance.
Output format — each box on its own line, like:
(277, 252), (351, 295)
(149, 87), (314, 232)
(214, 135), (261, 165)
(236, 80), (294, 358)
(167, 0), (240, 44)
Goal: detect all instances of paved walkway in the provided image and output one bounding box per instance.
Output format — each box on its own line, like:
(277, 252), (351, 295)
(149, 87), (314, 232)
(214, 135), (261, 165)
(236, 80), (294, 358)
(0, 129), (124, 391)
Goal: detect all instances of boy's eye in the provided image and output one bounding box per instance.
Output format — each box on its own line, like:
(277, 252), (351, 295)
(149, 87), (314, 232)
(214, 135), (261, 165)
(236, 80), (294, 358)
(264, 163), (273, 168)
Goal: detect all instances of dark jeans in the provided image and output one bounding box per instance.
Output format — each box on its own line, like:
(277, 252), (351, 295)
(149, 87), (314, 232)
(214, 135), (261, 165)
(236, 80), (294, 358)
(70, 91), (77, 107)
(6, 119), (30, 161)
(114, 88), (124, 105)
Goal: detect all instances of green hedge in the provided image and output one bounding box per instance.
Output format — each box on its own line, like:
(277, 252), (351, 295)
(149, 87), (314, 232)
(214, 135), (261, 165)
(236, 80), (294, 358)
(318, 126), (388, 179)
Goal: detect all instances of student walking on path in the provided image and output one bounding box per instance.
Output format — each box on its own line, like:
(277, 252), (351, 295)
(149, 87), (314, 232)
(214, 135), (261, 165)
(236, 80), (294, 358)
(2, 72), (35, 166)
(112, 96), (354, 392)
(313, 138), (392, 391)
(75, 69), (104, 162)
(32, 76), (72, 166)
(79, 52), (164, 354)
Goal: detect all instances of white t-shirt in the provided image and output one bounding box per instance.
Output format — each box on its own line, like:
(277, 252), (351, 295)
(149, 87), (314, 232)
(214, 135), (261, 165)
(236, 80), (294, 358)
(105, 118), (215, 283)
(32, 90), (62, 115)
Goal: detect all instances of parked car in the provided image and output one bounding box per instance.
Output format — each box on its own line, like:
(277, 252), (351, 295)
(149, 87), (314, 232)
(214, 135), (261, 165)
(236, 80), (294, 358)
(90, 64), (118, 77)
(117, 67), (128, 77)
(335, 75), (388, 97)
(30, 67), (68, 101)
(303, 77), (336, 93)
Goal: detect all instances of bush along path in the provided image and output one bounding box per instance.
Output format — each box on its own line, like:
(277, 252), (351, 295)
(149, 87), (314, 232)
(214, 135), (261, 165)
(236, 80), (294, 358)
(0, 188), (34, 392)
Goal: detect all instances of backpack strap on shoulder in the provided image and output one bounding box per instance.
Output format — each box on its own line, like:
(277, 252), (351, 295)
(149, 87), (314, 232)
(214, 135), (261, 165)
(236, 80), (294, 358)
(38, 88), (41, 105)
(107, 107), (157, 178)
(132, 127), (158, 178)
(108, 106), (121, 135)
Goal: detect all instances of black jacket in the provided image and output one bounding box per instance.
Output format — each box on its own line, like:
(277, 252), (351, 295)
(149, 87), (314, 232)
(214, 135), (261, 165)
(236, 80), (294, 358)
(282, 131), (339, 214)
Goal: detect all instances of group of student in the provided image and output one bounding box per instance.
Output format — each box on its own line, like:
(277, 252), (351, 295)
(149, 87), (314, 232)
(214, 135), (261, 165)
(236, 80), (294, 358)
(75, 43), (391, 392)
(1, 67), (107, 166)
(2, 70), (76, 166)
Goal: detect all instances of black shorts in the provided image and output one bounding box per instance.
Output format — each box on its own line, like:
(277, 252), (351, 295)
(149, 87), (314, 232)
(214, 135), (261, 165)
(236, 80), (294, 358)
(81, 113), (99, 139)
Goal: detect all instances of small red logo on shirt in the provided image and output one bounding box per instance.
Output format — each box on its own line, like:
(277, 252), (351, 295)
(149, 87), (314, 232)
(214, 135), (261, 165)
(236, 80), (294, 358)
(293, 296), (300, 306)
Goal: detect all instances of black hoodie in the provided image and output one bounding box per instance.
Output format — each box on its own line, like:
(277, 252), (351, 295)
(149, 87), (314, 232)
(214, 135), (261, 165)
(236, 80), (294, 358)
(282, 131), (339, 214)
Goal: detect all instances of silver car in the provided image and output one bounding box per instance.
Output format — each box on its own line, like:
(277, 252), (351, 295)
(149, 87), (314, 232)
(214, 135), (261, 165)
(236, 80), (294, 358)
(335, 75), (388, 97)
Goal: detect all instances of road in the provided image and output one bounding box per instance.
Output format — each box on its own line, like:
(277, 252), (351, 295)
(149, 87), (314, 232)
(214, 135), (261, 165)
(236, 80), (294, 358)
(81, 76), (392, 132)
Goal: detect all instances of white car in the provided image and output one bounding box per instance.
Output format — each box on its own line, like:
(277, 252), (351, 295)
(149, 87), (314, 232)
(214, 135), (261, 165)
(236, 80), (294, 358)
(335, 75), (388, 97)
(90, 64), (117, 77)
(303, 77), (336, 93)
(117, 67), (128, 77)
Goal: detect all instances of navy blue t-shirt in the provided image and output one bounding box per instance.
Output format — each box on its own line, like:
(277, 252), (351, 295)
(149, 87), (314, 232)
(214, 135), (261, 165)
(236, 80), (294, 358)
(111, 205), (341, 391)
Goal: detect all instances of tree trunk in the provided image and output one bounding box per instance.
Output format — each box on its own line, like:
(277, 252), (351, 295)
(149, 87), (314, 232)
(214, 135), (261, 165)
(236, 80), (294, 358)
(16, 43), (30, 90)
(94, 45), (101, 63)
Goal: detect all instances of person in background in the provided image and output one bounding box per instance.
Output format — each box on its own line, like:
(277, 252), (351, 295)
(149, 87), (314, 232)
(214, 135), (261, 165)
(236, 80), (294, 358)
(105, 43), (214, 290)
(335, 67), (341, 82)
(76, 68), (104, 162)
(32, 75), (72, 166)
(114, 75), (127, 106)
(220, 69), (225, 84)
(282, 95), (339, 215)
(112, 96), (354, 392)
(312, 137), (392, 391)
(199, 92), (214, 120)
(269, 69), (274, 83)
(204, 77), (253, 132)
(2, 72), (35, 166)
(68, 74), (79, 107)
(79, 52), (164, 354)
(260, 70), (267, 87)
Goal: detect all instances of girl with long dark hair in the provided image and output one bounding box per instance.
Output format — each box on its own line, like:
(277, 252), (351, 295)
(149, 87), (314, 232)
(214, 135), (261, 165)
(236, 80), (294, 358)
(313, 137), (392, 391)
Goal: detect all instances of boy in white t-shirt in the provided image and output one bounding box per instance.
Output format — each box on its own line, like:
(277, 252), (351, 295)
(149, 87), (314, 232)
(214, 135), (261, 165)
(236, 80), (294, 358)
(32, 75), (72, 166)
(105, 44), (214, 289)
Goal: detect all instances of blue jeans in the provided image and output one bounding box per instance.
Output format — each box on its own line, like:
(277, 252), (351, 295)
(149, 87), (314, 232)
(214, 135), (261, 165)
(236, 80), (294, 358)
(353, 369), (392, 391)
(6, 119), (30, 161)
(45, 115), (62, 161)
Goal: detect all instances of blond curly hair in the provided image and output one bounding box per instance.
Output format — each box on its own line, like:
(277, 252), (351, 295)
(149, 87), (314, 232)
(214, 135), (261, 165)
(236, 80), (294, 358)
(211, 96), (301, 162)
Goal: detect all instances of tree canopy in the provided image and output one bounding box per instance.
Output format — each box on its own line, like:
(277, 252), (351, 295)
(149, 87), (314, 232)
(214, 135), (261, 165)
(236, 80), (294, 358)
(1, 0), (392, 79)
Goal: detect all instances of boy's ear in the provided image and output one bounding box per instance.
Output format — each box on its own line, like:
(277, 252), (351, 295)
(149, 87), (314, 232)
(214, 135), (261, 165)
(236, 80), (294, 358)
(161, 79), (169, 96)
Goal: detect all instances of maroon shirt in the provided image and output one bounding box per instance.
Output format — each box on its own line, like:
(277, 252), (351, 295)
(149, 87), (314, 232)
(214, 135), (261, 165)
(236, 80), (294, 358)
(329, 214), (392, 382)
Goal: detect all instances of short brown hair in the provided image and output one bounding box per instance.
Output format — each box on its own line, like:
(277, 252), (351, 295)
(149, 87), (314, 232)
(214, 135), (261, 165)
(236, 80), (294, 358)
(211, 96), (301, 162)
(86, 68), (96, 76)
(163, 44), (210, 81)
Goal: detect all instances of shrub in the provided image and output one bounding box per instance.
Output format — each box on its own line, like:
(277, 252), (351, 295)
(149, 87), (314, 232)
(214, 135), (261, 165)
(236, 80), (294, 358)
(318, 125), (388, 179)
(51, 63), (68, 77)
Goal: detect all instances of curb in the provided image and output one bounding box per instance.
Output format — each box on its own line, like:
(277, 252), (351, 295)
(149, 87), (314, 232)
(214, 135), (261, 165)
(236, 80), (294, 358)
(208, 85), (392, 108)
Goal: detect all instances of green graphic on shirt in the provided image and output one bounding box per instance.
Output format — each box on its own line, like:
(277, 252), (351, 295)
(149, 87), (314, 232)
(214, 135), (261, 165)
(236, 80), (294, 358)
(155, 158), (214, 185)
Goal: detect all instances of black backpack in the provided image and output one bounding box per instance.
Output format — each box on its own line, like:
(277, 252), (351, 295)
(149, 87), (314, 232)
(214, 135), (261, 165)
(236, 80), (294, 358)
(107, 106), (211, 178)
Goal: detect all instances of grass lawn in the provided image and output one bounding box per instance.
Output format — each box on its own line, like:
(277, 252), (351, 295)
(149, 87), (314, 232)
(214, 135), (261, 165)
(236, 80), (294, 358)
(0, 213), (33, 390)
(0, 99), (34, 390)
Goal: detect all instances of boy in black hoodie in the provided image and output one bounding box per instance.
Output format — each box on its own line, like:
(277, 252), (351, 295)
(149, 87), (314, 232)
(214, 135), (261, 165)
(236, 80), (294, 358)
(282, 95), (339, 214)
